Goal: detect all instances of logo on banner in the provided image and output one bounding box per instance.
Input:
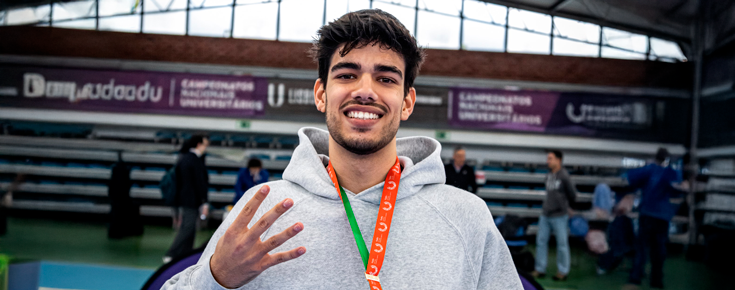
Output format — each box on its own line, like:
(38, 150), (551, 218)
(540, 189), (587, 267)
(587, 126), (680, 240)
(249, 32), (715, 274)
(566, 102), (649, 126)
(267, 83), (285, 108)
(23, 73), (163, 103)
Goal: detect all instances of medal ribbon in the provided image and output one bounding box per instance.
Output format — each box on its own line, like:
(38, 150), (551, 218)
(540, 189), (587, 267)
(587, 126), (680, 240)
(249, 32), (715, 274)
(327, 157), (401, 290)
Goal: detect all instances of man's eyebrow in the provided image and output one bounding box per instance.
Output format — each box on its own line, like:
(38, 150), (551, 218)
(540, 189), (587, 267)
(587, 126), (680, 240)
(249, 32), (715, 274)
(330, 62), (360, 72)
(374, 64), (403, 79)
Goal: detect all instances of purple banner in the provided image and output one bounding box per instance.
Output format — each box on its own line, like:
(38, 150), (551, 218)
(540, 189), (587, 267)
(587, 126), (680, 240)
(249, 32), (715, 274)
(449, 88), (560, 132)
(449, 87), (656, 136)
(0, 66), (268, 118)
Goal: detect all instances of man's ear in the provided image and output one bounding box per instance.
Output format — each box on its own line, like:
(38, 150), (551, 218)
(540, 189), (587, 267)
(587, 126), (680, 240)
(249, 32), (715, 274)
(401, 87), (416, 121)
(314, 78), (326, 113)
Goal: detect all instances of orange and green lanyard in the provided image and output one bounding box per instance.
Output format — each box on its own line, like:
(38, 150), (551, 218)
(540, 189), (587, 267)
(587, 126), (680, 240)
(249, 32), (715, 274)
(327, 157), (401, 290)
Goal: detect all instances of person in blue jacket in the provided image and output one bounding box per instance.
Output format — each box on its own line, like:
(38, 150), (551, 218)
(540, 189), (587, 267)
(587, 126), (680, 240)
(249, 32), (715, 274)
(233, 158), (269, 204)
(622, 148), (682, 290)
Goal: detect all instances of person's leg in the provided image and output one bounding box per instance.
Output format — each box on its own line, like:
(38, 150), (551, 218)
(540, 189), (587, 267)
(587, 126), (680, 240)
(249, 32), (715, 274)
(628, 215), (653, 285)
(649, 218), (669, 288)
(165, 207), (198, 259)
(551, 215), (571, 276)
(535, 215), (551, 275)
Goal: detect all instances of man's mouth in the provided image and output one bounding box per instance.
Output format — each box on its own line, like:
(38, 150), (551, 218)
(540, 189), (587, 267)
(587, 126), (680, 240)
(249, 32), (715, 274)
(345, 110), (382, 120)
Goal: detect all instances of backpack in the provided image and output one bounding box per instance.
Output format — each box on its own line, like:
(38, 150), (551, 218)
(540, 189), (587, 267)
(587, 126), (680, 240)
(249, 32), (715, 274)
(160, 167), (177, 206)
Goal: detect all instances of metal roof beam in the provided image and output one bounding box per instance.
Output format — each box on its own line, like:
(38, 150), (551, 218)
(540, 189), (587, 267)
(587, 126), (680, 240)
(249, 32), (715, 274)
(549, 0), (575, 14)
(479, 0), (691, 44)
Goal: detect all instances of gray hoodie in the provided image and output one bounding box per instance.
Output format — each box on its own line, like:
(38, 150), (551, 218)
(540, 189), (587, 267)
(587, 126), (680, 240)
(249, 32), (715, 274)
(162, 127), (522, 290)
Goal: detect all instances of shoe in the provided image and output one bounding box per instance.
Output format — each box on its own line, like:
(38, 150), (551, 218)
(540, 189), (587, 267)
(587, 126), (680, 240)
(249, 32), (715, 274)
(621, 284), (641, 290)
(530, 271), (546, 279)
(162, 256), (172, 264)
(552, 273), (567, 281)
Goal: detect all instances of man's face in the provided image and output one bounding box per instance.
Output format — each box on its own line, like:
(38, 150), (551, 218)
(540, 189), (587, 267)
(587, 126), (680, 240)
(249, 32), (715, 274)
(547, 153), (560, 170)
(197, 138), (210, 153)
(453, 150), (466, 166)
(314, 43), (416, 155)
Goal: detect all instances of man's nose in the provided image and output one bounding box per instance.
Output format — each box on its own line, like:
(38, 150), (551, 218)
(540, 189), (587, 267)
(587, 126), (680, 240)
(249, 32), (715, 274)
(351, 74), (377, 102)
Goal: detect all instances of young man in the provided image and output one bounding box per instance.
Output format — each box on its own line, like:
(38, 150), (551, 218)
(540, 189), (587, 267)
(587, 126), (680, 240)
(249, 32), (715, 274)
(445, 146), (478, 193)
(622, 148), (681, 290)
(164, 134), (210, 263)
(532, 150), (577, 281)
(163, 10), (521, 289)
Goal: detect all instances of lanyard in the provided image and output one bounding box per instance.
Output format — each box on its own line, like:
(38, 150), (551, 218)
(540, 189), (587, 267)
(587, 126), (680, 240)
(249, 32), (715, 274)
(327, 157), (401, 290)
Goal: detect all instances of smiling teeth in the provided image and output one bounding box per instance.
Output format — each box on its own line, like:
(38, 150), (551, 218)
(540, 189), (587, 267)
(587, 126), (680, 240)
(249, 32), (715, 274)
(348, 111), (379, 120)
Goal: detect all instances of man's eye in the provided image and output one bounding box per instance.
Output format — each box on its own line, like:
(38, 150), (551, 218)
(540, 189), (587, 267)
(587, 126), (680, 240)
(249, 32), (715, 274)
(336, 74), (355, 79)
(379, 78), (396, 84)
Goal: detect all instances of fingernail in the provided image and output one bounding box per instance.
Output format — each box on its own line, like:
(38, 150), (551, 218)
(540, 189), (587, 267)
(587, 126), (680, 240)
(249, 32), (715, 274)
(297, 248), (306, 255)
(260, 187), (268, 193)
(283, 199), (293, 208)
(294, 224), (303, 232)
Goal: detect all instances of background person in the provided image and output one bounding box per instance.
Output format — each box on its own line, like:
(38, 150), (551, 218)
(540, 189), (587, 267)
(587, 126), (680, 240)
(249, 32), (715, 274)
(233, 158), (269, 203)
(622, 148), (682, 290)
(533, 150), (577, 281)
(164, 134), (210, 263)
(444, 146), (478, 193)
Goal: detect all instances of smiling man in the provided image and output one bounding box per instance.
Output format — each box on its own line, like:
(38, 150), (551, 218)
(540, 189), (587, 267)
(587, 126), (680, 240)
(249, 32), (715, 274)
(163, 9), (521, 290)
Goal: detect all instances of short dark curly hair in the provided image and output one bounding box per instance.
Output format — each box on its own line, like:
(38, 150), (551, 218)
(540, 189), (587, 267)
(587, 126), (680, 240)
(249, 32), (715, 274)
(311, 9), (425, 96)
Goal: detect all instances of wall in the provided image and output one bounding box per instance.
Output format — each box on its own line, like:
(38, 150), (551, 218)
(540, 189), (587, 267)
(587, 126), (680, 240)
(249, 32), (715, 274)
(0, 26), (691, 89)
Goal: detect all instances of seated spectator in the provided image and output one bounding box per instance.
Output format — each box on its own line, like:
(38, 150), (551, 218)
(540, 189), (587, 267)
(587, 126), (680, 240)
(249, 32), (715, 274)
(233, 158), (269, 203)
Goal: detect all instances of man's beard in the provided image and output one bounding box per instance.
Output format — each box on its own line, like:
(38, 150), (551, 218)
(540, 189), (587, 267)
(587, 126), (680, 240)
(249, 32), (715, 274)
(325, 97), (400, 155)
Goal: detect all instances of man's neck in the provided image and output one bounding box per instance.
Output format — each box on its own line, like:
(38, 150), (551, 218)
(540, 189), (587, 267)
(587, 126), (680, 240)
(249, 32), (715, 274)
(328, 137), (397, 194)
(453, 162), (463, 170)
(551, 166), (561, 174)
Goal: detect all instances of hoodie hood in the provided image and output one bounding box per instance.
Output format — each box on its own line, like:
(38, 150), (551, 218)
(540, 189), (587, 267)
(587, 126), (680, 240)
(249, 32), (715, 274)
(282, 127), (445, 204)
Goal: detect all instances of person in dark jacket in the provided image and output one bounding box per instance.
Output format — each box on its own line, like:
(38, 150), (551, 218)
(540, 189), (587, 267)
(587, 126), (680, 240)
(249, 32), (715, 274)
(622, 148), (682, 290)
(234, 158), (269, 204)
(164, 134), (210, 262)
(444, 146), (477, 193)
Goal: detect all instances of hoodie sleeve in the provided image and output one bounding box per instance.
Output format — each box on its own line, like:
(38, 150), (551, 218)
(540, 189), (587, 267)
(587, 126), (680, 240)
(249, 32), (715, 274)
(476, 219), (524, 289)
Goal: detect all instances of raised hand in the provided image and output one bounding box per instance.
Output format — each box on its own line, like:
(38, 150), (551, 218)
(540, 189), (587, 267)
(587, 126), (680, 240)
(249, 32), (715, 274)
(210, 185), (306, 288)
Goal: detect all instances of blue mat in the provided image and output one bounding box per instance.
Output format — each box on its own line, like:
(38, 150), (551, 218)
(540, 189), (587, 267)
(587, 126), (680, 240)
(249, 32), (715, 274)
(10, 261), (155, 290)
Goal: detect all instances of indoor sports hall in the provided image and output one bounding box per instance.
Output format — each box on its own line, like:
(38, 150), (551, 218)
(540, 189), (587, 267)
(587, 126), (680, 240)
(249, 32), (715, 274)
(0, 1), (734, 290)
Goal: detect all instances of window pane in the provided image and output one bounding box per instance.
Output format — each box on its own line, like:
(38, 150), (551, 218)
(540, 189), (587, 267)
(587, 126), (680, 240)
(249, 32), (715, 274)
(650, 38), (686, 61)
(463, 0), (506, 25)
(418, 0), (461, 16)
(507, 28), (550, 55)
(7, 6), (50, 25)
(602, 27), (647, 54)
(553, 38), (598, 57)
(0, 11), (6, 25)
(553, 17), (599, 43)
(326, 0), (370, 23)
(188, 7), (232, 37)
(416, 11), (459, 50)
(143, 11), (186, 35)
(371, 2), (415, 35)
(374, 0), (415, 7)
(508, 8), (550, 34)
(54, 18), (96, 30)
(190, 0), (233, 8)
(100, 0), (141, 17)
(237, 0), (276, 4)
(53, 1), (95, 22)
(279, 0), (323, 42)
(462, 19), (504, 52)
(233, 2), (278, 40)
(99, 14), (140, 32)
(144, 0), (187, 12)
(601, 47), (646, 60)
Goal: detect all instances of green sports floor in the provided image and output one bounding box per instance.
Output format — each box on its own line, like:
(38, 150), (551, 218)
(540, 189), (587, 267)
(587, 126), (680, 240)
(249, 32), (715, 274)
(0, 216), (729, 290)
